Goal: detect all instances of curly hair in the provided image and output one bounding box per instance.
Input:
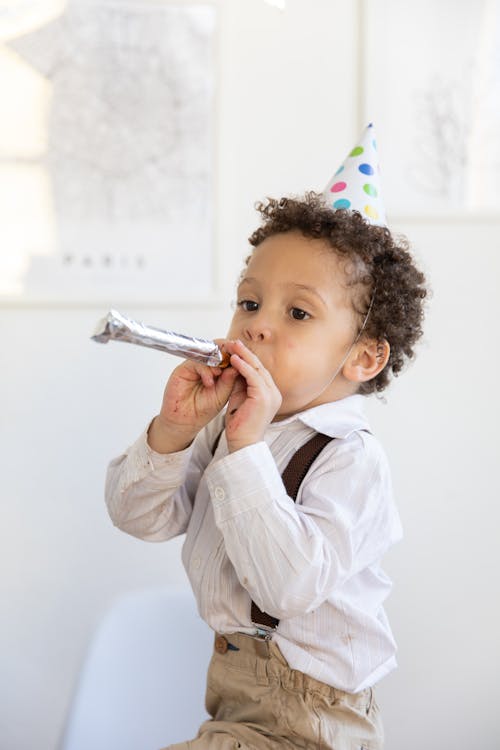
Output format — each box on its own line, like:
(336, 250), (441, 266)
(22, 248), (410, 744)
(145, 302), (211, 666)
(247, 192), (428, 395)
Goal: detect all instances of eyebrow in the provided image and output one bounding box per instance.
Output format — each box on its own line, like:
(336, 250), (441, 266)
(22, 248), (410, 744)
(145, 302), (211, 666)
(238, 277), (328, 308)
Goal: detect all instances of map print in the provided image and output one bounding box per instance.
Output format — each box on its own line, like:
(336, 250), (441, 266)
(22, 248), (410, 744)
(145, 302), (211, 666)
(0, 1), (216, 302)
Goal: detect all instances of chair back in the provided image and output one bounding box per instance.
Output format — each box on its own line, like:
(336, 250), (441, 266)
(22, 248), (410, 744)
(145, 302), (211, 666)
(60, 587), (213, 750)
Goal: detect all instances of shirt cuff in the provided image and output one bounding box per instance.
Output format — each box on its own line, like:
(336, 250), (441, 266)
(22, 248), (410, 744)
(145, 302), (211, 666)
(118, 423), (194, 493)
(205, 442), (285, 525)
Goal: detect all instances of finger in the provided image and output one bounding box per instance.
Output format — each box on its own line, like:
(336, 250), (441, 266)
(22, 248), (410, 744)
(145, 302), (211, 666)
(213, 365), (239, 400)
(230, 340), (273, 379)
(187, 360), (222, 388)
(199, 368), (216, 388)
(229, 353), (269, 388)
(229, 339), (260, 363)
(219, 363), (239, 383)
(230, 353), (274, 388)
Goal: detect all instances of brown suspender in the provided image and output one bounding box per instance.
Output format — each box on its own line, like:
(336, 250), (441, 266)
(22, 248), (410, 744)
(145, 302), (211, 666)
(211, 430), (334, 632)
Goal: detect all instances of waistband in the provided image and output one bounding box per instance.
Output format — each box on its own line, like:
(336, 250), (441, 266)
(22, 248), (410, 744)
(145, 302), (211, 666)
(213, 631), (373, 710)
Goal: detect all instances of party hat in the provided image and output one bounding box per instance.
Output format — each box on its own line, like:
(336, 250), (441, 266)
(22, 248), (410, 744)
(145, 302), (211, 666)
(323, 123), (387, 227)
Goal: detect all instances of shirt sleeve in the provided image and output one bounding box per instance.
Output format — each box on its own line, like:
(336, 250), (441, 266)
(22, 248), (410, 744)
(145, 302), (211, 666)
(105, 417), (222, 542)
(204, 432), (402, 620)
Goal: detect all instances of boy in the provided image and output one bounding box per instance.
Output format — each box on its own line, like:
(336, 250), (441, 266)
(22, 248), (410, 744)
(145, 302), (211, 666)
(106, 126), (427, 749)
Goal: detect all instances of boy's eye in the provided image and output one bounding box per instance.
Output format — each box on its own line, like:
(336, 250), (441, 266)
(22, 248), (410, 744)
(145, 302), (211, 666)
(290, 307), (310, 321)
(238, 300), (259, 312)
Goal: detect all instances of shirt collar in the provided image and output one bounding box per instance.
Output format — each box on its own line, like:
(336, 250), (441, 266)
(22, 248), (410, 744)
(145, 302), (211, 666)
(267, 395), (371, 439)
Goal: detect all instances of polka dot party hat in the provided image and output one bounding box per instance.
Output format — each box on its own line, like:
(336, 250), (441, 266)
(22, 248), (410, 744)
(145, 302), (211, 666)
(322, 123), (387, 227)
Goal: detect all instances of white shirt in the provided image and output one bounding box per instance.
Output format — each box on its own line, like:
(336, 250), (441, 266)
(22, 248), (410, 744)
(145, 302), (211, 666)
(105, 395), (403, 693)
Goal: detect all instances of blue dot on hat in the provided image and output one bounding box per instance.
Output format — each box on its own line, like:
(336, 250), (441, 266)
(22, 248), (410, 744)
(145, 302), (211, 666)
(359, 163), (375, 175)
(334, 165), (344, 176)
(333, 198), (351, 209)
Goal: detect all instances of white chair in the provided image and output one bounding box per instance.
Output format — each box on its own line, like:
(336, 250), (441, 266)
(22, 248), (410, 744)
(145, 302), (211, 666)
(59, 587), (214, 750)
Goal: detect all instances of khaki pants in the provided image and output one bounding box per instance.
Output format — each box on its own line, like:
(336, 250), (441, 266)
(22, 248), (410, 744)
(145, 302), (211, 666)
(164, 632), (384, 750)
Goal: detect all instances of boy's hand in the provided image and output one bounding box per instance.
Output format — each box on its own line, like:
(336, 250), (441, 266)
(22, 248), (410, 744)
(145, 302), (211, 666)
(224, 340), (282, 453)
(148, 353), (238, 454)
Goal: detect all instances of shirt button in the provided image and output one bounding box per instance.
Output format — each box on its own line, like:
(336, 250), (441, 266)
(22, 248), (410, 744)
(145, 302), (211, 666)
(214, 486), (225, 501)
(192, 557), (201, 569)
(214, 635), (228, 654)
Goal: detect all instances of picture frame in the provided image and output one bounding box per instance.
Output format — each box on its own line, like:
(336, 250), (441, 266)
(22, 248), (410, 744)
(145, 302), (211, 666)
(360, 0), (500, 221)
(0, 1), (217, 305)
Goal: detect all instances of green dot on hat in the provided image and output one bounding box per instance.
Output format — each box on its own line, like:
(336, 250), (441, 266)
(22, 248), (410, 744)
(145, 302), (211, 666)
(350, 146), (364, 157)
(363, 183), (378, 197)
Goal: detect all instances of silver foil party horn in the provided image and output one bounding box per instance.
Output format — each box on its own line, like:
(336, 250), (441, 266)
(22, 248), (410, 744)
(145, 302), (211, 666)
(91, 309), (229, 367)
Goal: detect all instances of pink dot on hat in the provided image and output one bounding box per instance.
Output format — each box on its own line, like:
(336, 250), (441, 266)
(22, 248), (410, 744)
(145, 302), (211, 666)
(330, 181), (347, 193)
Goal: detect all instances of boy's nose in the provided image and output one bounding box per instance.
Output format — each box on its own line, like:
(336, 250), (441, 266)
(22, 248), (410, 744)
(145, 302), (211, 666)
(243, 317), (272, 342)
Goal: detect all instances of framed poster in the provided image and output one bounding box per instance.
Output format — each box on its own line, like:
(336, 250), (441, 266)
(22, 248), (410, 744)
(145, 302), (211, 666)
(361, 0), (500, 219)
(0, 1), (216, 304)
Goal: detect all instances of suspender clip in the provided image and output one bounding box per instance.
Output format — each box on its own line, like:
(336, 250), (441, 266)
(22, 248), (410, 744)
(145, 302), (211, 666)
(252, 626), (275, 641)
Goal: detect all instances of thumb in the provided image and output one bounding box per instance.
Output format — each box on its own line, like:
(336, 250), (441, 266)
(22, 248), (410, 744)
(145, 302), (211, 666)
(214, 364), (239, 400)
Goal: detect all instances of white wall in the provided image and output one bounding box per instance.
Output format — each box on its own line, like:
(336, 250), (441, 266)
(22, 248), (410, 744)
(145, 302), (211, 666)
(1, 2), (499, 749)
(366, 218), (500, 749)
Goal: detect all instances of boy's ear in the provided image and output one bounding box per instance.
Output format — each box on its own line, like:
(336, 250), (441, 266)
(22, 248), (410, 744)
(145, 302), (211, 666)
(343, 338), (390, 384)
